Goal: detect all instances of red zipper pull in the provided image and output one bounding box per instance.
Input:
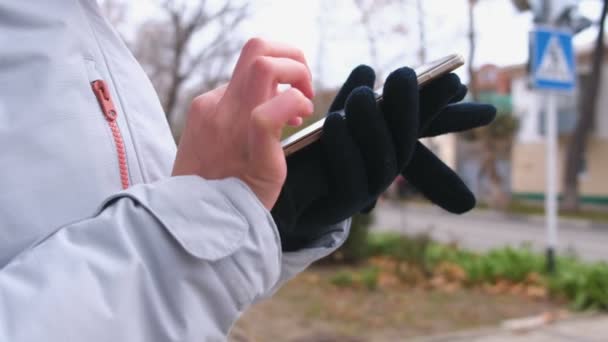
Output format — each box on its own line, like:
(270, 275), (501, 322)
(92, 80), (118, 122)
(91, 79), (130, 189)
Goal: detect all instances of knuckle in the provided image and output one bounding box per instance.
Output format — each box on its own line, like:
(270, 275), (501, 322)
(285, 88), (311, 112)
(296, 63), (310, 80)
(243, 37), (266, 55)
(190, 95), (210, 113)
(251, 56), (271, 76)
(285, 87), (305, 99)
(190, 95), (222, 129)
(294, 49), (306, 62)
(251, 107), (272, 129)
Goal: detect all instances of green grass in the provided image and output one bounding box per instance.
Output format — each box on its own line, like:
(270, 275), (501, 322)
(330, 270), (355, 288)
(328, 266), (380, 291)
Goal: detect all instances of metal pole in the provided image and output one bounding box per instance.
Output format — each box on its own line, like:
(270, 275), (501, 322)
(545, 92), (558, 273)
(417, 0), (426, 64)
(542, 0), (552, 24)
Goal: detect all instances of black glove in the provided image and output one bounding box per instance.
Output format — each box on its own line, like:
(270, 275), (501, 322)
(364, 72), (497, 214)
(271, 65), (495, 251)
(272, 65), (418, 251)
(401, 73), (496, 213)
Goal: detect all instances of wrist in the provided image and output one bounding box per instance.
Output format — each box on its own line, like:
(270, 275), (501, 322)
(240, 174), (283, 210)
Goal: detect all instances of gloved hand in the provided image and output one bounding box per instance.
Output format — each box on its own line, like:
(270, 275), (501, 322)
(271, 65), (495, 251)
(401, 76), (496, 214)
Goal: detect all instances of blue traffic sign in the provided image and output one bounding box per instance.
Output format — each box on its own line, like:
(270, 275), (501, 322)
(531, 28), (576, 91)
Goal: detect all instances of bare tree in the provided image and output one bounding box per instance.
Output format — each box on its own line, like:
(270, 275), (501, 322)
(351, 0), (411, 81)
(353, 0), (382, 78)
(563, 0), (608, 211)
(467, 0), (478, 102)
(468, 0), (518, 209)
(467, 0), (504, 208)
(416, 0), (426, 64)
(511, 0), (531, 11)
(315, 0), (333, 90)
(131, 0), (249, 135)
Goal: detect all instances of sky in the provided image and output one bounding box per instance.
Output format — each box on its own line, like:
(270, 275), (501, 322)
(125, 0), (604, 88)
(243, 0), (535, 84)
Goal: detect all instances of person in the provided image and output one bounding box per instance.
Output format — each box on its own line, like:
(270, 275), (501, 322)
(0, 1), (495, 341)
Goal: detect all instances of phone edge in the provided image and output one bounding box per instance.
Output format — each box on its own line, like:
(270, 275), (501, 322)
(282, 54), (465, 157)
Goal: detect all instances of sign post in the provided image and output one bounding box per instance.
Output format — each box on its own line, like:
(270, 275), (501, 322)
(531, 27), (576, 273)
(545, 92), (558, 272)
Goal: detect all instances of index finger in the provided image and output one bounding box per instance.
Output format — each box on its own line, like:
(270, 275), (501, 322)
(236, 38), (311, 78)
(250, 56), (314, 99)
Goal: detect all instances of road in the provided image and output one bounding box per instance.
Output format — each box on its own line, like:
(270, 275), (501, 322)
(371, 202), (608, 262)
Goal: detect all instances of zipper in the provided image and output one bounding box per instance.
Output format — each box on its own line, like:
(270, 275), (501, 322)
(91, 80), (130, 190)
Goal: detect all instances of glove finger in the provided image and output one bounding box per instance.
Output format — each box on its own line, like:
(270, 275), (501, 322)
(418, 73), (463, 133)
(402, 142), (475, 214)
(329, 65), (376, 112)
(381, 67), (419, 167)
(450, 84), (468, 104)
(360, 199), (377, 214)
(345, 86), (398, 195)
(273, 142), (328, 222)
(300, 112), (369, 226)
(422, 103), (497, 138)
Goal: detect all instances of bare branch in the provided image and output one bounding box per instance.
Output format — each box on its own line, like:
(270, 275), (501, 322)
(127, 0), (249, 131)
(351, 0), (410, 80)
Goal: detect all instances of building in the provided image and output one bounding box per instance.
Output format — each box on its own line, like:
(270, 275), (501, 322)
(508, 46), (608, 205)
(451, 64), (514, 202)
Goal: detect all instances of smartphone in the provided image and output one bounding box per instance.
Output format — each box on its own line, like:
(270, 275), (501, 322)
(281, 54), (465, 157)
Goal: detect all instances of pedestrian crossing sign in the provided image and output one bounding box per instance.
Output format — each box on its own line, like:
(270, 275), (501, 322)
(531, 28), (576, 91)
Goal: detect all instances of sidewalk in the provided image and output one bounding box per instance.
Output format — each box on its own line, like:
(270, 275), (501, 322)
(412, 314), (608, 342)
(397, 201), (608, 230)
(372, 202), (608, 262)
(467, 206), (608, 230)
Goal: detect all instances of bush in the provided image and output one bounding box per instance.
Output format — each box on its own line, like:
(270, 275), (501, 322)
(368, 232), (608, 310)
(368, 232), (433, 278)
(360, 266), (380, 290)
(330, 270), (355, 288)
(431, 245), (608, 310)
(329, 267), (379, 291)
(331, 213), (373, 264)
(548, 258), (608, 310)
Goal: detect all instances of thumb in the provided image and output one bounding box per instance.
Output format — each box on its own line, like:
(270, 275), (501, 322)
(250, 88), (314, 146)
(248, 88), (313, 207)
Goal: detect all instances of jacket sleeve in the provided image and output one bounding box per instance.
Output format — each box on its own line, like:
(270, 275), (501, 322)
(268, 220), (351, 296)
(0, 175), (299, 341)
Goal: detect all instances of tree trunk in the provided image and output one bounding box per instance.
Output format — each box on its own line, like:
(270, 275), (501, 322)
(562, 0), (607, 211)
(163, 29), (186, 125)
(417, 0), (426, 64)
(467, 0), (507, 209)
(467, 0), (478, 102)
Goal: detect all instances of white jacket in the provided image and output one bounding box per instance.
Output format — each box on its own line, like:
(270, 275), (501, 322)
(0, 1), (349, 340)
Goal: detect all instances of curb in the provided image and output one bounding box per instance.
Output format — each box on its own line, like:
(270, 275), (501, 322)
(408, 326), (498, 342)
(399, 202), (608, 230)
(407, 312), (604, 342)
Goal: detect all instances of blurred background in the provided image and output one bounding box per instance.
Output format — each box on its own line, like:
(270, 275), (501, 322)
(101, 0), (607, 340)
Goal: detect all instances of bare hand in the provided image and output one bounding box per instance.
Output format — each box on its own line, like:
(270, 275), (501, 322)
(172, 38), (314, 209)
